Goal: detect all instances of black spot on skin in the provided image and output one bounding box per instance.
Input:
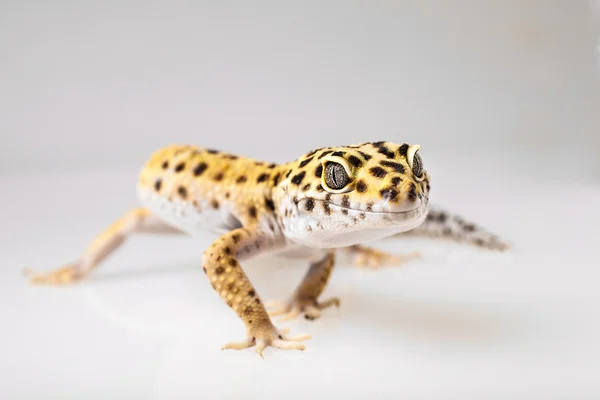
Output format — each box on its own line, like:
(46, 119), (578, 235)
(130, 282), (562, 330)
(426, 183), (431, 191)
(377, 146), (395, 159)
(248, 290), (255, 297)
(318, 150), (333, 159)
(369, 166), (387, 178)
(358, 151), (372, 161)
(224, 247), (231, 255)
(366, 202), (373, 212)
(257, 173), (269, 183)
(380, 161), (405, 173)
(211, 200), (219, 209)
(398, 144), (409, 157)
(315, 164), (323, 178)
(162, 161), (169, 169)
(249, 206), (257, 218)
(300, 183), (310, 192)
(225, 154), (238, 160)
(236, 176), (247, 184)
(347, 155), (362, 168)
(391, 176), (402, 186)
(316, 184), (325, 192)
(265, 198), (275, 211)
(285, 170), (292, 178)
(215, 266), (224, 275)
(202, 267), (207, 274)
(305, 149), (318, 158)
(207, 148), (219, 154)
(463, 224), (476, 232)
(214, 172), (224, 181)
(272, 172), (281, 186)
(342, 209), (348, 215)
(293, 196), (299, 204)
(359, 212), (366, 219)
(408, 184), (418, 201)
(323, 202), (331, 215)
(291, 171), (306, 185)
(232, 233), (241, 243)
(341, 195), (350, 208)
(380, 188), (399, 201)
(305, 198), (315, 211)
(244, 307), (253, 316)
(372, 141), (386, 147)
(255, 298), (260, 304)
(178, 186), (188, 198)
(299, 157), (314, 168)
(154, 179), (162, 192)
(225, 192), (230, 198)
(193, 162), (208, 176)
(268, 163), (277, 169)
(175, 162), (185, 172)
(331, 151), (345, 157)
(356, 180), (367, 193)
(229, 258), (237, 266)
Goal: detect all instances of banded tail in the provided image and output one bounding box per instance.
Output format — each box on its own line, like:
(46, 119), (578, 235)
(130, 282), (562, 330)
(397, 204), (511, 251)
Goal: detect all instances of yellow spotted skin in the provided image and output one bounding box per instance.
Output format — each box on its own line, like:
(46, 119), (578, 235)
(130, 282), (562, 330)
(138, 144), (285, 230)
(26, 140), (509, 356)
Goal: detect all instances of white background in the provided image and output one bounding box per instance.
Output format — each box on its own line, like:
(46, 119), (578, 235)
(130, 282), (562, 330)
(1, 1), (599, 399)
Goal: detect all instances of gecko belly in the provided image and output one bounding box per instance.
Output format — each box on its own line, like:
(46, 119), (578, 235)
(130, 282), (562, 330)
(138, 188), (240, 236)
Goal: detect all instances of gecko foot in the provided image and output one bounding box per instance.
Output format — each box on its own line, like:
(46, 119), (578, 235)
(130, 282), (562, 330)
(349, 246), (422, 270)
(24, 262), (85, 285)
(222, 327), (311, 357)
(267, 296), (340, 322)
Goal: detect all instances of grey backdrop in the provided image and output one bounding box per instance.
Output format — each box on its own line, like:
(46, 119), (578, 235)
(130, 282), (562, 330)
(1, 0), (599, 179)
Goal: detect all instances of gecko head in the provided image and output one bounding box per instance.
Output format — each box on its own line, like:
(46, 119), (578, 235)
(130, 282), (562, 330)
(274, 141), (431, 248)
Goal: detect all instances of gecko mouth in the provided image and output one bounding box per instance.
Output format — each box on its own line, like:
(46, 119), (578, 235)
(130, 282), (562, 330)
(305, 198), (428, 223)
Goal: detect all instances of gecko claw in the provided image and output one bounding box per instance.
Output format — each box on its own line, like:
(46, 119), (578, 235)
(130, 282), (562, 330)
(350, 246), (422, 269)
(267, 296), (340, 322)
(24, 263), (85, 285)
(222, 327), (310, 357)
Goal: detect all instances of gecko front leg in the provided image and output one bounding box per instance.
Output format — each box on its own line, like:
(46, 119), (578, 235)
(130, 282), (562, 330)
(267, 250), (340, 321)
(203, 228), (310, 356)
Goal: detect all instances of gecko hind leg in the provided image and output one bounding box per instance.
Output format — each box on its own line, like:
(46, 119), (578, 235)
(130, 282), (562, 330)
(342, 244), (421, 270)
(267, 250), (340, 322)
(25, 207), (183, 285)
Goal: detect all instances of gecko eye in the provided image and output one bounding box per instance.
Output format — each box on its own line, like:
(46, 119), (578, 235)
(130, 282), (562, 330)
(412, 152), (423, 177)
(324, 162), (350, 190)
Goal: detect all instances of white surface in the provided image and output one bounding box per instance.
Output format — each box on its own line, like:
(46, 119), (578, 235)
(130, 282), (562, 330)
(2, 155), (599, 399)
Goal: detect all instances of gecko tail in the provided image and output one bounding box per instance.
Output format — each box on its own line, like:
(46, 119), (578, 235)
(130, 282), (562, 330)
(397, 204), (511, 251)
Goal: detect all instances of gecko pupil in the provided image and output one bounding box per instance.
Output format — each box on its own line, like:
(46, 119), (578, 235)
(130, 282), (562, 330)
(325, 162), (349, 190)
